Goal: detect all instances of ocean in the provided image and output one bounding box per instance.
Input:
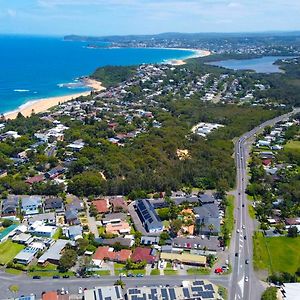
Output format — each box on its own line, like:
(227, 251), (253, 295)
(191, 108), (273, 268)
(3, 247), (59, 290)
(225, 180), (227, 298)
(0, 35), (195, 114)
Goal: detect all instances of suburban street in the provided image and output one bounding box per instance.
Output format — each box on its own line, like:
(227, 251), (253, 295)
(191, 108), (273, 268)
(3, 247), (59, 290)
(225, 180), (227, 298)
(0, 108), (298, 299)
(0, 273), (228, 298)
(230, 107), (300, 300)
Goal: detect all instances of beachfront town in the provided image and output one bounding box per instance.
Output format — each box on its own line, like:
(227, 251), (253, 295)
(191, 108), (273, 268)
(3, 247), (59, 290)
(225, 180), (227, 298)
(65, 33), (300, 57)
(0, 53), (298, 300)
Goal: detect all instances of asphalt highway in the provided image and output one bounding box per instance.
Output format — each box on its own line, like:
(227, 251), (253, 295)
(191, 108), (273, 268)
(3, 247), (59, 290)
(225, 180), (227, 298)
(229, 108), (300, 300)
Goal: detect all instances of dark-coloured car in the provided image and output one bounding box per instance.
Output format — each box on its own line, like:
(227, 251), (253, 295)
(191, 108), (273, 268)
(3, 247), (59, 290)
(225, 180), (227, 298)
(53, 275), (60, 279)
(235, 252), (239, 257)
(33, 276), (41, 279)
(244, 235), (247, 240)
(245, 259), (249, 264)
(63, 275), (70, 278)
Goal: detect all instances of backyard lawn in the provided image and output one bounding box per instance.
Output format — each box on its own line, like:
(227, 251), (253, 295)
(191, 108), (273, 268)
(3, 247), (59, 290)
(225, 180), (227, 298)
(0, 240), (24, 265)
(253, 232), (300, 274)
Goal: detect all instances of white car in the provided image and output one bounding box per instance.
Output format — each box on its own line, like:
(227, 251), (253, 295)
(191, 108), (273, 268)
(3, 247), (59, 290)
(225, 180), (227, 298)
(236, 229), (240, 233)
(242, 225), (245, 229)
(78, 287), (83, 294)
(245, 276), (249, 282)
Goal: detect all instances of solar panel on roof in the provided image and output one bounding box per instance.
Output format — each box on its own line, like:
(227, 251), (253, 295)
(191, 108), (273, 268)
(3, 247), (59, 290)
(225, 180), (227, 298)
(199, 291), (214, 299)
(115, 286), (121, 298)
(183, 288), (190, 298)
(161, 288), (169, 300)
(193, 280), (204, 286)
(204, 284), (213, 291)
(169, 288), (176, 300)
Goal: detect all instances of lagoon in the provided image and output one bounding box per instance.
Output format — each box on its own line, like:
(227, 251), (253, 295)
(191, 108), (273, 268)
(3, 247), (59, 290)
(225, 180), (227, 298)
(206, 56), (296, 73)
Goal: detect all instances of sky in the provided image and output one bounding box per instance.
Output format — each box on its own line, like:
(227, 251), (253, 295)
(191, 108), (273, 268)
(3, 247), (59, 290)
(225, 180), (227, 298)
(0, 0), (299, 36)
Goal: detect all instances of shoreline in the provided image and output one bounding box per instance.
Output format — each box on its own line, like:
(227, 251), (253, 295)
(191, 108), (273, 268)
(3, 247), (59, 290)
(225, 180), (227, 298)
(163, 48), (211, 65)
(4, 79), (105, 120)
(3, 48), (209, 120)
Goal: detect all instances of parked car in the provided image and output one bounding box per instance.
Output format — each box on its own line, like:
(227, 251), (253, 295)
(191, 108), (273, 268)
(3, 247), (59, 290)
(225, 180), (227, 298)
(136, 274), (144, 277)
(78, 287), (83, 294)
(53, 275), (60, 279)
(32, 276), (41, 279)
(63, 275), (70, 278)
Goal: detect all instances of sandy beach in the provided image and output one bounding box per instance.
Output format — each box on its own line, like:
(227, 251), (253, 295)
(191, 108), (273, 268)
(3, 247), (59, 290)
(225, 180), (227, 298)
(4, 79), (105, 120)
(166, 48), (211, 65)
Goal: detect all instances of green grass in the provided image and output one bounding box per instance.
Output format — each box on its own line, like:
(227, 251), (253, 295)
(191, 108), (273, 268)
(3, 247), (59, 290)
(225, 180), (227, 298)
(248, 205), (256, 219)
(28, 263), (73, 277)
(166, 262), (172, 268)
(9, 285), (19, 293)
(5, 268), (22, 275)
(93, 270), (110, 276)
(253, 232), (300, 274)
(98, 226), (106, 235)
(0, 240), (25, 265)
(218, 286), (228, 300)
(284, 140), (300, 152)
(186, 267), (210, 275)
(222, 195), (235, 246)
(52, 228), (61, 240)
(150, 269), (160, 275)
(127, 269), (146, 275)
(164, 269), (178, 275)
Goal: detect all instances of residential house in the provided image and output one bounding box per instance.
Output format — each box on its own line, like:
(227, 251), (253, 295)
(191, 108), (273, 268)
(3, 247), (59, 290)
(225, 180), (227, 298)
(21, 196), (42, 215)
(193, 201), (221, 235)
(29, 221), (57, 238)
(38, 239), (69, 265)
(101, 213), (127, 225)
(28, 212), (56, 225)
(65, 209), (80, 225)
(14, 247), (39, 265)
(45, 166), (65, 180)
(108, 196), (128, 212)
(68, 225), (83, 240)
(131, 247), (157, 264)
(141, 236), (160, 246)
(92, 246), (132, 266)
(44, 197), (64, 212)
(135, 199), (164, 233)
(84, 286), (123, 300)
(105, 221), (131, 235)
(2, 195), (19, 216)
(92, 199), (110, 214)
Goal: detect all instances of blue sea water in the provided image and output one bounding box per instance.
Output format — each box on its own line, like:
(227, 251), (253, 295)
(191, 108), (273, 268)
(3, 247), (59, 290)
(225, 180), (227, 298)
(206, 56), (296, 73)
(0, 35), (195, 114)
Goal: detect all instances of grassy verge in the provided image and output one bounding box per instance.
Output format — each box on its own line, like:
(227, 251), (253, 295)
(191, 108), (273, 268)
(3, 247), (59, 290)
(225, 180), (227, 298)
(248, 205), (256, 219)
(164, 269), (178, 275)
(0, 241), (24, 265)
(5, 268), (22, 275)
(93, 270), (110, 276)
(186, 267), (211, 275)
(253, 232), (300, 274)
(218, 286), (228, 300)
(150, 269), (160, 275)
(222, 195), (235, 247)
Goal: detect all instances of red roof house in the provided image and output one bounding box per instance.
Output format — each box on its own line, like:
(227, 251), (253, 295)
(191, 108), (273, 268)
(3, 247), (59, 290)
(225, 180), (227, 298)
(109, 196), (128, 212)
(92, 199), (110, 213)
(25, 174), (45, 185)
(92, 246), (131, 264)
(131, 247), (157, 264)
(262, 159), (272, 166)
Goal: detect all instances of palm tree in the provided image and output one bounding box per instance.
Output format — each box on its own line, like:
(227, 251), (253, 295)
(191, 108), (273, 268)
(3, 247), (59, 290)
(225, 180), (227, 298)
(208, 224), (215, 238)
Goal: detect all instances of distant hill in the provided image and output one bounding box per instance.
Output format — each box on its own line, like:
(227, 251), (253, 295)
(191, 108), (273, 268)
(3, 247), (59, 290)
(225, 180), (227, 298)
(64, 31), (300, 42)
